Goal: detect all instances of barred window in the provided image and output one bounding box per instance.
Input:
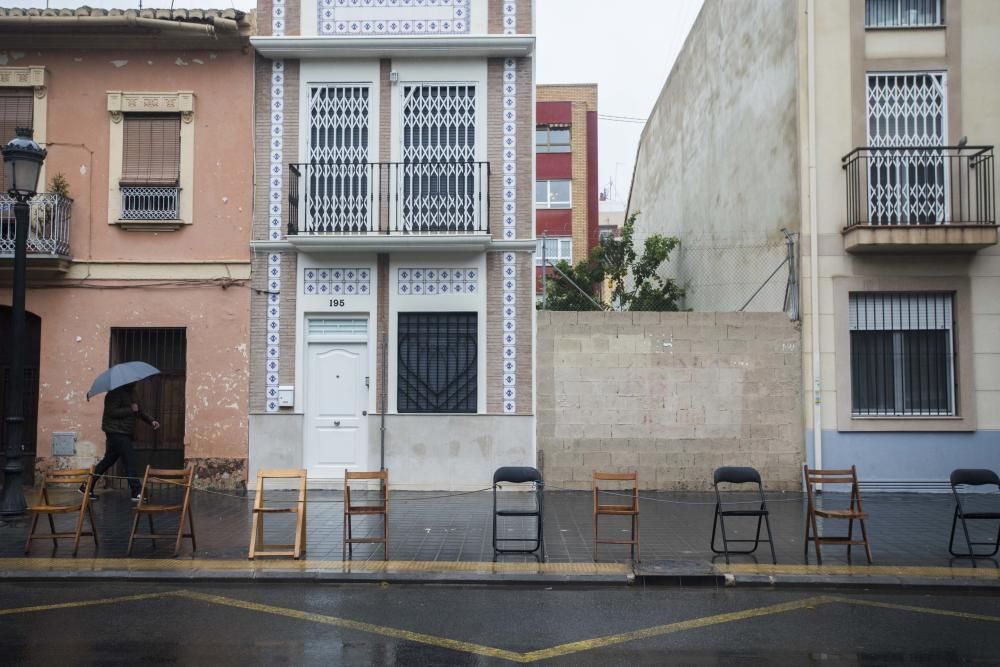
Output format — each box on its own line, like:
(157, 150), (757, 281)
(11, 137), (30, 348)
(0, 88), (34, 192)
(397, 312), (477, 413)
(536, 124), (571, 153)
(865, 0), (942, 28)
(849, 292), (956, 417)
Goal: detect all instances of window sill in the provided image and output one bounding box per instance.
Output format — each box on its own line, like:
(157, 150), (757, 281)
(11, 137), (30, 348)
(864, 25), (946, 31)
(113, 219), (186, 232)
(841, 414), (975, 433)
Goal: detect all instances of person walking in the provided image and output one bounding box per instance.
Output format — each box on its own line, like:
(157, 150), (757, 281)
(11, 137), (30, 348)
(80, 382), (160, 501)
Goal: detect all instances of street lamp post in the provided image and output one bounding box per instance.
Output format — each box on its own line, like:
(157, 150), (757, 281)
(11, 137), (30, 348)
(0, 128), (46, 517)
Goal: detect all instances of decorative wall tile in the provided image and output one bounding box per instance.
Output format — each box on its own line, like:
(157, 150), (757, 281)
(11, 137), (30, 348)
(265, 58), (285, 412)
(318, 0), (470, 36)
(303, 267), (373, 296)
(397, 267), (478, 295)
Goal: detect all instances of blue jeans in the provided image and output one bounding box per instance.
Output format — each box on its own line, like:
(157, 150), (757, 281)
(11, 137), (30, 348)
(93, 431), (141, 497)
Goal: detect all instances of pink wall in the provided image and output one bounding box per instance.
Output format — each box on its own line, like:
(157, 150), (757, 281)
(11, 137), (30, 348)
(26, 48), (254, 262)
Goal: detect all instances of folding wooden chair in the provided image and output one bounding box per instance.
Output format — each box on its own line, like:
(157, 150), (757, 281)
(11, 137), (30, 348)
(127, 466), (196, 557)
(593, 471), (640, 562)
(710, 466), (776, 565)
(344, 469), (389, 561)
(248, 468), (307, 560)
(803, 465), (873, 564)
(25, 466), (99, 556)
(949, 468), (1000, 567)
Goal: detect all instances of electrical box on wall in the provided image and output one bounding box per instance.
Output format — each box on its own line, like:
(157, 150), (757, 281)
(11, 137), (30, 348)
(52, 432), (77, 456)
(278, 386), (294, 407)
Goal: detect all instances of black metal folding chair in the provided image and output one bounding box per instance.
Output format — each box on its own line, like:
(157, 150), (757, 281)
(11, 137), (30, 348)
(949, 468), (1000, 567)
(492, 466), (545, 561)
(710, 466), (776, 565)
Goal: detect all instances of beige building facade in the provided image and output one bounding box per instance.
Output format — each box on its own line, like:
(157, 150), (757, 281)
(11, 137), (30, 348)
(629, 0), (1000, 485)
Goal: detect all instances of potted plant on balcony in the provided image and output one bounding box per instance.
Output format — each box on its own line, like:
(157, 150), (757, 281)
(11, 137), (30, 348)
(28, 172), (70, 253)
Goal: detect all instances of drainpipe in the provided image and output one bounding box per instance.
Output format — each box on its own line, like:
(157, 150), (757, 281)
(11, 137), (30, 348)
(806, 0), (823, 473)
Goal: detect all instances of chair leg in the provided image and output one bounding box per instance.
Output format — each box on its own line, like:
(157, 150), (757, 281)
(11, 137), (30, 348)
(127, 510), (141, 556)
(634, 511), (640, 563)
(147, 514), (156, 549)
(710, 504), (721, 554)
(763, 512), (777, 565)
(593, 512), (598, 562)
(24, 512), (40, 555)
(47, 514), (58, 550)
(859, 517), (873, 564)
(88, 503), (99, 549)
(958, 509), (978, 568)
(383, 511), (389, 562)
(72, 506), (87, 557)
(187, 507), (197, 553)
(173, 514), (185, 558)
(248, 511), (259, 560)
(342, 512), (347, 562)
(846, 517), (854, 564)
(811, 512), (823, 565)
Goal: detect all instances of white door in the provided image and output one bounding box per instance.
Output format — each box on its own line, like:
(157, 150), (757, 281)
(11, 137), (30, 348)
(304, 342), (368, 478)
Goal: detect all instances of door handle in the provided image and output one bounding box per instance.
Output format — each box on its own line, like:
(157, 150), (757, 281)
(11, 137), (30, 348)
(334, 421), (341, 427)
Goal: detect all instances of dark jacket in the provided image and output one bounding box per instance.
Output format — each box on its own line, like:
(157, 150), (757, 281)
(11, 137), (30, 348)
(102, 386), (155, 435)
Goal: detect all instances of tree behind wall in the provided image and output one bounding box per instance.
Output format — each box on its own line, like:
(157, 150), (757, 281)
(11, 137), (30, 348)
(540, 212), (684, 311)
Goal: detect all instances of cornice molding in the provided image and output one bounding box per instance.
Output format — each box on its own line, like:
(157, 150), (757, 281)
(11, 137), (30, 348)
(0, 65), (47, 97)
(250, 35), (535, 59)
(107, 90), (195, 123)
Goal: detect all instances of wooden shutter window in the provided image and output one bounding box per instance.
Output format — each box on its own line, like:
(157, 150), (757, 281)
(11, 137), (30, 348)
(121, 114), (181, 186)
(0, 89), (35, 191)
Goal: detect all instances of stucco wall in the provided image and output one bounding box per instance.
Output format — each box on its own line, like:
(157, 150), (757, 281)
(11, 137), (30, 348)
(537, 311), (803, 491)
(627, 0), (800, 311)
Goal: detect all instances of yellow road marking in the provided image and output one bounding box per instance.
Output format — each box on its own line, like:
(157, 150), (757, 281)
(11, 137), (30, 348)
(520, 596), (834, 662)
(170, 589), (526, 663)
(720, 563), (1000, 579)
(0, 591), (170, 617)
(828, 595), (1000, 623)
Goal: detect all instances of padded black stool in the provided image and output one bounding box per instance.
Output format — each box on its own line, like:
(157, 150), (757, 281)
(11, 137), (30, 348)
(492, 466), (545, 561)
(710, 466), (776, 565)
(949, 468), (1000, 567)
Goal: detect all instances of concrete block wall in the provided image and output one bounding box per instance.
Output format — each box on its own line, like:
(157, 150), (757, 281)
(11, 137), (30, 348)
(537, 311), (804, 490)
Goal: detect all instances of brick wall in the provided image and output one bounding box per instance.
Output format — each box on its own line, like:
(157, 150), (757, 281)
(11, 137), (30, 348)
(537, 311), (804, 490)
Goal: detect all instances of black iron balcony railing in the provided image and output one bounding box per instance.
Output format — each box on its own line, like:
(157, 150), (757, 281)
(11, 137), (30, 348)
(842, 146), (996, 228)
(120, 185), (180, 220)
(0, 193), (72, 257)
(287, 161), (489, 236)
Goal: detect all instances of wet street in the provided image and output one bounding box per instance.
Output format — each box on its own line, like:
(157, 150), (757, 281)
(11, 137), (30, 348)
(2, 582), (999, 665)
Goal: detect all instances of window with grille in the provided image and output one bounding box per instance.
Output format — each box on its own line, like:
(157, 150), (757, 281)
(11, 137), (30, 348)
(535, 180), (572, 209)
(849, 292), (956, 417)
(0, 88), (33, 192)
(109, 327), (187, 459)
(866, 0), (942, 28)
(308, 86), (371, 233)
(401, 84), (477, 232)
(120, 113), (182, 220)
(397, 312), (477, 413)
(866, 72), (947, 225)
(536, 125), (571, 153)
(535, 237), (573, 265)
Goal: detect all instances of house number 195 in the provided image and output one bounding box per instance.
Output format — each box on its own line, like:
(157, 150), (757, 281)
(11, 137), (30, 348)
(329, 299), (345, 308)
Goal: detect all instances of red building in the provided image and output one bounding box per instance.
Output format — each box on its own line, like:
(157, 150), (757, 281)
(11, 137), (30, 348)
(536, 84), (598, 291)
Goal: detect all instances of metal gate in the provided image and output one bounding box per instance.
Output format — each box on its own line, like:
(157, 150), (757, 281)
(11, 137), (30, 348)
(108, 327), (186, 483)
(0, 307), (40, 486)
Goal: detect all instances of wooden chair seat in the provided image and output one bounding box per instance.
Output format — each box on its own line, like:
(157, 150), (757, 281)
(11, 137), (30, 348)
(344, 469), (389, 561)
(25, 466), (98, 557)
(128, 466), (197, 558)
(593, 471), (639, 562)
(249, 468), (307, 560)
(804, 465), (873, 565)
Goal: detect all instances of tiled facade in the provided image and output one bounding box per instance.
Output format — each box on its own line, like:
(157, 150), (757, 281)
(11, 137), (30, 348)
(248, 0), (536, 489)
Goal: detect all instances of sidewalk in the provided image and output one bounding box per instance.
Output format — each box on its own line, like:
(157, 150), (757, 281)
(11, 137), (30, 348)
(0, 484), (996, 588)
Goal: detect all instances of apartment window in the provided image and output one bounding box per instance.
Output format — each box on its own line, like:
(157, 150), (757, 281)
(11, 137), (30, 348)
(849, 292), (955, 417)
(535, 237), (573, 265)
(536, 125), (571, 153)
(535, 180), (572, 209)
(0, 89), (33, 192)
(865, 0), (942, 28)
(119, 114), (181, 220)
(397, 312), (477, 413)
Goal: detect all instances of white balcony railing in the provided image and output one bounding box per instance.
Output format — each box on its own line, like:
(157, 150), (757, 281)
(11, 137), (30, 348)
(0, 193), (72, 257)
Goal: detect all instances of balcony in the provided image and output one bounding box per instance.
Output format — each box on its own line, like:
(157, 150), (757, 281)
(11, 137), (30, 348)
(286, 161), (491, 253)
(0, 193), (72, 279)
(841, 146), (997, 253)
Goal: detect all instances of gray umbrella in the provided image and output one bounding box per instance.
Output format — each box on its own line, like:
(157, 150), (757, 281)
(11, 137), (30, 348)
(86, 361), (160, 400)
